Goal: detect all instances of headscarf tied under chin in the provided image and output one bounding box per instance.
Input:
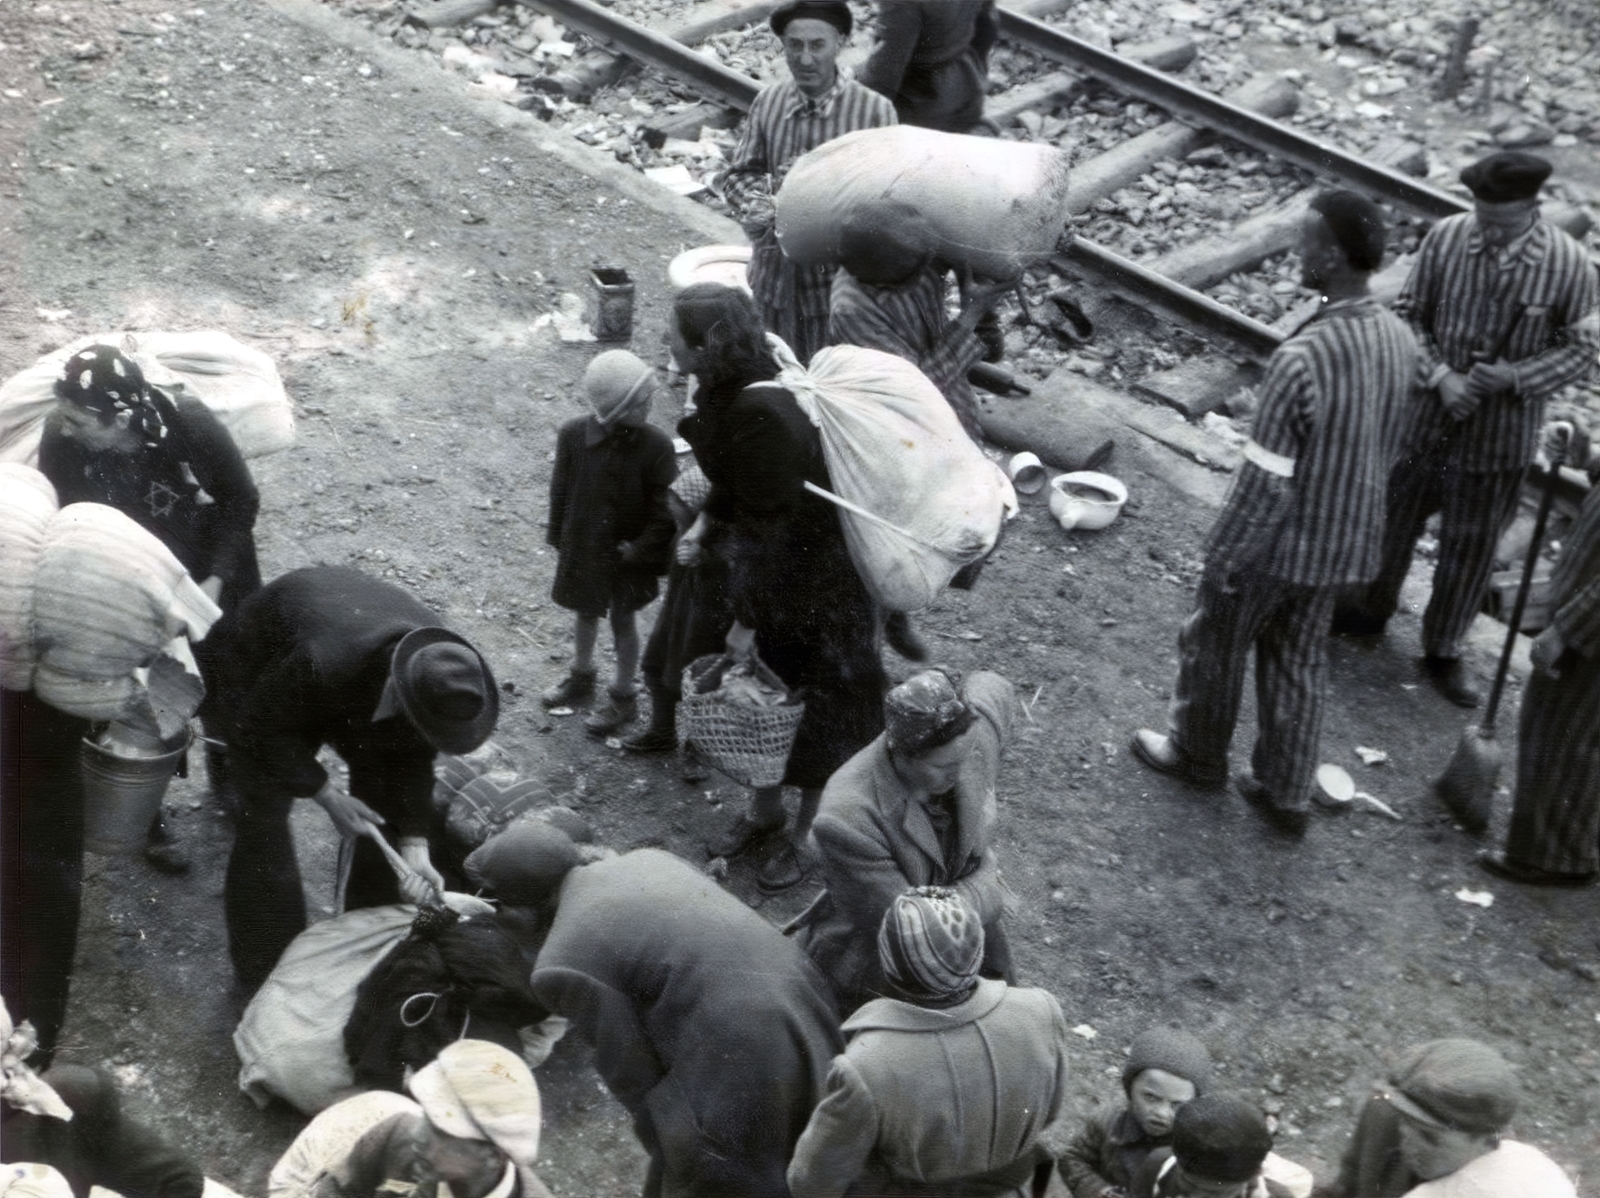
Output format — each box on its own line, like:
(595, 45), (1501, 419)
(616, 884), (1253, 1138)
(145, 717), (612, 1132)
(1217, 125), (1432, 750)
(406, 1039), (542, 1169)
(877, 886), (984, 1008)
(54, 344), (171, 448)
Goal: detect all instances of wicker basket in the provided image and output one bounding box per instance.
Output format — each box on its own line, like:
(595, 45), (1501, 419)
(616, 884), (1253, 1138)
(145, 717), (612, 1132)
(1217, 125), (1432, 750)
(679, 654), (805, 789)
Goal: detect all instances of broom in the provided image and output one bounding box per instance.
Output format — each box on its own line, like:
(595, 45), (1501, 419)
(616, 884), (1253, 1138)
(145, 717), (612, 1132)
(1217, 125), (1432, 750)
(1432, 456), (1563, 832)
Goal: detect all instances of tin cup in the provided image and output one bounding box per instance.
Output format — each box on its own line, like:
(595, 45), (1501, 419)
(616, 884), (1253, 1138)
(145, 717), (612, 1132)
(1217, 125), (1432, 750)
(1007, 451), (1048, 495)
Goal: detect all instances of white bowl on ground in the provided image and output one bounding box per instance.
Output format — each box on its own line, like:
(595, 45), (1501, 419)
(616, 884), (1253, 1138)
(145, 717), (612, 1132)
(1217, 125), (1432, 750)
(1048, 471), (1128, 531)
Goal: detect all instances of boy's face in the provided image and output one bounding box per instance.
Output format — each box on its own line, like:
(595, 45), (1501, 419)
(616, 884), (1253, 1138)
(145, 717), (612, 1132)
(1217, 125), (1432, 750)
(1129, 1068), (1198, 1138)
(1173, 1167), (1253, 1198)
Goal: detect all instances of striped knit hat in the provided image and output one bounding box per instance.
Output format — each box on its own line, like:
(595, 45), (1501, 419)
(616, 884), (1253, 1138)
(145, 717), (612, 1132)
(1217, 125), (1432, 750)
(877, 886), (984, 1007)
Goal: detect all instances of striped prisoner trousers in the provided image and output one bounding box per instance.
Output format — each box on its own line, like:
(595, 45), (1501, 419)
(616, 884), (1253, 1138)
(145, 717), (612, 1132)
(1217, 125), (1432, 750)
(1168, 569), (1338, 811)
(1353, 436), (1525, 660)
(1504, 646), (1600, 874)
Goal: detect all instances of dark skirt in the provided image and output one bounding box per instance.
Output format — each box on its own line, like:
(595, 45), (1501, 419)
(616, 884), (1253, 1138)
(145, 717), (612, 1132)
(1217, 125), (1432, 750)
(642, 555), (734, 698)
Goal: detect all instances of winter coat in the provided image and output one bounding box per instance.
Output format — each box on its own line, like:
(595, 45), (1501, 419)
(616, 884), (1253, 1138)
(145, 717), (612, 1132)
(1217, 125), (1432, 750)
(527, 849), (842, 1198)
(546, 416), (676, 617)
(679, 376), (885, 788)
(1060, 1107), (1167, 1198)
(787, 979), (1072, 1198)
(790, 672), (1017, 1008)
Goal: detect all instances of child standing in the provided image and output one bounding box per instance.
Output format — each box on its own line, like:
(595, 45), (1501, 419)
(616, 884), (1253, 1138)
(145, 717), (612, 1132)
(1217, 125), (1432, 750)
(1061, 1027), (1214, 1198)
(543, 350), (677, 735)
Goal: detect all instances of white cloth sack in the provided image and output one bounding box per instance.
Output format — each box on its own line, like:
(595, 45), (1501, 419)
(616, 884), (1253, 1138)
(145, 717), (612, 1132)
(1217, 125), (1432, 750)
(234, 904), (419, 1116)
(774, 125), (1071, 279)
(0, 330), (294, 467)
(775, 340), (1015, 612)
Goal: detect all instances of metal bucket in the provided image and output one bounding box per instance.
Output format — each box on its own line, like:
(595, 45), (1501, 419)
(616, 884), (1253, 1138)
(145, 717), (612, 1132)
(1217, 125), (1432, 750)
(80, 728), (190, 854)
(589, 266), (635, 341)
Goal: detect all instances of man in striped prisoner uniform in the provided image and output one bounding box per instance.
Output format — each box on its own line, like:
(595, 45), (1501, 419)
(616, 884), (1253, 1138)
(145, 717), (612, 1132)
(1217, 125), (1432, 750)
(1480, 451), (1600, 887)
(721, 1), (896, 364)
(1133, 191), (1419, 837)
(1333, 151), (1600, 708)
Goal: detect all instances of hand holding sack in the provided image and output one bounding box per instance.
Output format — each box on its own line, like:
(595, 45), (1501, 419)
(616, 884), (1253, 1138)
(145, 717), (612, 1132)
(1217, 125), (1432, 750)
(773, 341), (1016, 611)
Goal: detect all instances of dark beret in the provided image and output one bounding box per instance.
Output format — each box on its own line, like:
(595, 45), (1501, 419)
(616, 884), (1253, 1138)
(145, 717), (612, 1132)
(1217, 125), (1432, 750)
(1460, 151), (1552, 203)
(1386, 1039), (1519, 1134)
(770, 1), (852, 38)
(1171, 1094), (1274, 1184)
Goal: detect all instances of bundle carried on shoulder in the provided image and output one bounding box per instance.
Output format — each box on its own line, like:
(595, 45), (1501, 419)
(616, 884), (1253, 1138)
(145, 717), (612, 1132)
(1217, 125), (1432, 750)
(0, 465), (221, 720)
(0, 329), (294, 466)
(773, 341), (1015, 612)
(680, 653), (805, 790)
(774, 125), (1072, 279)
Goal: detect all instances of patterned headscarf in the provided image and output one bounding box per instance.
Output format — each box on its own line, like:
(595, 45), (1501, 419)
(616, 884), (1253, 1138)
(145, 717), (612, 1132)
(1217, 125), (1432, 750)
(877, 886), (984, 1007)
(53, 345), (170, 447)
(884, 670), (975, 756)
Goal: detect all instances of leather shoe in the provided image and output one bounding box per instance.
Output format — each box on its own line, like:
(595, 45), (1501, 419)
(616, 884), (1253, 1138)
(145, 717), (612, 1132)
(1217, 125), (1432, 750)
(1235, 773), (1310, 838)
(1330, 607), (1387, 638)
(1420, 656), (1481, 708)
(706, 811), (786, 860)
(755, 841), (813, 894)
(1477, 851), (1596, 888)
(1131, 730), (1225, 790)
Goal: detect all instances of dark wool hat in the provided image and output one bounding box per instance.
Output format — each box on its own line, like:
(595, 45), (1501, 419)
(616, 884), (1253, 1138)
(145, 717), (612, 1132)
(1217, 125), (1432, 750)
(770, 1), (852, 38)
(1308, 189), (1388, 273)
(1122, 1027), (1215, 1095)
(1171, 1093), (1274, 1184)
(464, 820), (582, 906)
(374, 628), (499, 755)
(1385, 1039), (1519, 1134)
(1460, 151), (1552, 203)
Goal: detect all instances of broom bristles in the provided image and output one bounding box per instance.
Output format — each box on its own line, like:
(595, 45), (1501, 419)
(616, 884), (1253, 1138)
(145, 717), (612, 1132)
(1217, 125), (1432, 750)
(1432, 723), (1500, 835)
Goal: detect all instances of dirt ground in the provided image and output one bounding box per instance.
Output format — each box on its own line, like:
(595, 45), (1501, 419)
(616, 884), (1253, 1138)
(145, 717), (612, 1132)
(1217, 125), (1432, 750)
(3, 2), (1599, 1195)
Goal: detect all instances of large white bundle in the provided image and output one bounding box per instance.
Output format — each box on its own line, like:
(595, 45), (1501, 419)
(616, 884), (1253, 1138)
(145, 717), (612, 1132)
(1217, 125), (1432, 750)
(778, 342), (1015, 612)
(0, 465), (58, 691)
(30, 503), (220, 720)
(774, 125), (1072, 279)
(0, 330), (294, 466)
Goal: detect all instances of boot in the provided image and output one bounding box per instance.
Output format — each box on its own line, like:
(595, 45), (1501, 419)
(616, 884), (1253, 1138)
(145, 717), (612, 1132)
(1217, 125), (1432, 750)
(623, 685), (677, 753)
(542, 668), (596, 708)
(585, 686), (638, 736)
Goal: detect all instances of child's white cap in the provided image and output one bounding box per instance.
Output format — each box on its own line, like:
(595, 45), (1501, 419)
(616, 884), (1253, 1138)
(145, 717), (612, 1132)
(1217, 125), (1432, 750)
(584, 349), (656, 423)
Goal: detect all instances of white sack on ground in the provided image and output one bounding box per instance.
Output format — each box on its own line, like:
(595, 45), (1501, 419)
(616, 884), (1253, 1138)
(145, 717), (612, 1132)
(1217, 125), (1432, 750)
(778, 341), (1014, 612)
(774, 125), (1071, 279)
(0, 330), (294, 466)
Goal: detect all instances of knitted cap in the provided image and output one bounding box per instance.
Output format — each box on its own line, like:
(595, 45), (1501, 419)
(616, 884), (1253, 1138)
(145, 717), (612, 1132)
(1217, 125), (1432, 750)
(1171, 1093), (1273, 1184)
(1385, 1039), (1519, 1134)
(583, 349), (656, 423)
(877, 886), (984, 1006)
(1123, 1027), (1215, 1095)
(408, 1040), (541, 1168)
(463, 820), (581, 906)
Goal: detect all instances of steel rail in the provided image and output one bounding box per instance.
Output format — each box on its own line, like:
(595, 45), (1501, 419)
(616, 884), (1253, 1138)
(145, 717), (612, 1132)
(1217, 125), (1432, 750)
(512, 0), (762, 112)
(997, 8), (1470, 221)
(1054, 240), (1285, 358)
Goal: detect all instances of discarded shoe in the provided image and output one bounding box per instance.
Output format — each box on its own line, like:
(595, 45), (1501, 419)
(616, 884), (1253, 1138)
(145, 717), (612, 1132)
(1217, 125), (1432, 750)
(1476, 851), (1596, 888)
(706, 811), (786, 860)
(585, 687), (638, 736)
(1235, 773), (1309, 838)
(542, 669), (596, 708)
(1420, 656), (1481, 709)
(1130, 729), (1226, 790)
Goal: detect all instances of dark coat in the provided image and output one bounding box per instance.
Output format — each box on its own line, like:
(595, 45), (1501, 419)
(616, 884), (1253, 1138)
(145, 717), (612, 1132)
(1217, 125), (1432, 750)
(1060, 1107), (1166, 1198)
(858, 0), (998, 132)
(1, 1065), (204, 1198)
(200, 566), (445, 836)
(547, 416), (676, 617)
(527, 849), (843, 1198)
(38, 390), (262, 611)
(679, 378), (886, 788)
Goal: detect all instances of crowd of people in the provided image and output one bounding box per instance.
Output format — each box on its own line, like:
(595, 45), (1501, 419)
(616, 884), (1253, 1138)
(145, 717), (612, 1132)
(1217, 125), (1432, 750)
(3, 1), (1597, 1196)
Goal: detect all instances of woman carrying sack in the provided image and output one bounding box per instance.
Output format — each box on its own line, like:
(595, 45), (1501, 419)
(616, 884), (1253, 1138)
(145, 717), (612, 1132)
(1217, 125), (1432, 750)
(671, 283), (888, 892)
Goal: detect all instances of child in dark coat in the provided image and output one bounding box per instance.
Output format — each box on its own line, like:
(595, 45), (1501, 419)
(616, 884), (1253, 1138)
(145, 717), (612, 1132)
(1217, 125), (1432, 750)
(543, 350), (676, 735)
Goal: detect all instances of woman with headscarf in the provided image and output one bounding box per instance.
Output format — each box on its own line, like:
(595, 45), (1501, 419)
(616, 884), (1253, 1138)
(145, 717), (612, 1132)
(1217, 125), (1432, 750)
(787, 887), (1072, 1198)
(669, 282), (888, 892)
(36, 343), (263, 872)
(269, 1039), (553, 1198)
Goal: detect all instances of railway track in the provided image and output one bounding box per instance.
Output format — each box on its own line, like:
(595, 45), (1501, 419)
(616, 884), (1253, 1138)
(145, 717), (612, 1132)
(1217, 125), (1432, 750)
(370, 0), (1595, 425)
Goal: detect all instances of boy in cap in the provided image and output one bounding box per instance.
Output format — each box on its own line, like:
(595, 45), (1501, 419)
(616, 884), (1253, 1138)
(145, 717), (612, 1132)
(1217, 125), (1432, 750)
(541, 349), (677, 736)
(721, 1), (896, 363)
(1335, 151), (1600, 708)
(1061, 1027), (1214, 1198)
(1132, 1094), (1289, 1198)
(1325, 1038), (1575, 1198)
(787, 887), (1072, 1198)
(201, 566), (499, 989)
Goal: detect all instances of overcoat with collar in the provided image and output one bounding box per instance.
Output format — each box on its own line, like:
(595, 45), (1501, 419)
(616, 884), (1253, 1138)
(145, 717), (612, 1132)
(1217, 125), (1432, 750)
(790, 671), (1016, 1009)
